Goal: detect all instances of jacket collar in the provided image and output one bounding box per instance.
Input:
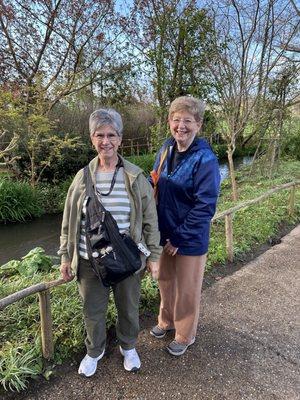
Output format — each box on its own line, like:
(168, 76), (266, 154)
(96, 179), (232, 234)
(164, 136), (210, 153)
(88, 154), (143, 186)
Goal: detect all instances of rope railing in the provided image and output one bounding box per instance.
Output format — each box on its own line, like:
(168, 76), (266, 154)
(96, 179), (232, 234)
(0, 180), (299, 359)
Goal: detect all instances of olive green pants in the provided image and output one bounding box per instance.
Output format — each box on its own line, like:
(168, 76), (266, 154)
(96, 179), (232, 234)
(77, 258), (141, 358)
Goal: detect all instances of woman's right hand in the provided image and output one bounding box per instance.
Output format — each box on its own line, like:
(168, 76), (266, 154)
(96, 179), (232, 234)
(60, 261), (74, 282)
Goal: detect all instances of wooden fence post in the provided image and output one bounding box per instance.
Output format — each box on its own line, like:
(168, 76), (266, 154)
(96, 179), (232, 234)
(225, 213), (234, 262)
(38, 290), (54, 359)
(147, 135), (153, 153)
(130, 139), (134, 156)
(289, 184), (295, 216)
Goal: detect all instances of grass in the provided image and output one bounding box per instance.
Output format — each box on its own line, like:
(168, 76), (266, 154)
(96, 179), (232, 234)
(0, 266), (158, 392)
(206, 159), (300, 269)
(0, 178), (43, 223)
(0, 176), (74, 223)
(0, 159), (299, 392)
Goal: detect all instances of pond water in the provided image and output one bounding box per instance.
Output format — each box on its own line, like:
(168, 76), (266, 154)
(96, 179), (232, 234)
(0, 156), (252, 266)
(0, 213), (62, 266)
(219, 156), (252, 182)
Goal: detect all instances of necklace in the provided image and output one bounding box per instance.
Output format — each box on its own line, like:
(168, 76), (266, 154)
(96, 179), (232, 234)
(97, 157), (123, 197)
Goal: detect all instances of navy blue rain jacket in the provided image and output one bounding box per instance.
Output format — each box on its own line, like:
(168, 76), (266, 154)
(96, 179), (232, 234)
(153, 137), (220, 256)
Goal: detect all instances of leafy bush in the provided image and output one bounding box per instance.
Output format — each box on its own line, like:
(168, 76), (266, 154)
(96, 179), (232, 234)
(211, 144), (256, 160)
(0, 178), (43, 223)
(127, 153), (156, 175)
(211, 143), (227, 159)
(0, 247), (54, 278)
(281, 119), (300, 160)
(0, 174), (73, 222)
(37, 177), (73, 214)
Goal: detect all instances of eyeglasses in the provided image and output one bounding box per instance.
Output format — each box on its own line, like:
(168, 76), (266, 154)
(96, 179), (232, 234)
(171, 118), (197, 126)
(93, 133), (120, 142)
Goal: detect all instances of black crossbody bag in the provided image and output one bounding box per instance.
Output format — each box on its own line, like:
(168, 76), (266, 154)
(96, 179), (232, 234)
(83, 165), (142, 287)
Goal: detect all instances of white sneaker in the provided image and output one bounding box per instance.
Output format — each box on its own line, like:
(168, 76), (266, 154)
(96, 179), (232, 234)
(78, 350), (105, 377)
(119, 346), (141, 372)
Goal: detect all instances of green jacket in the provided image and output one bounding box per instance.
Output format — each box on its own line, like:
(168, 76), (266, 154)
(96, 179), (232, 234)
(58, 155), (162, 277)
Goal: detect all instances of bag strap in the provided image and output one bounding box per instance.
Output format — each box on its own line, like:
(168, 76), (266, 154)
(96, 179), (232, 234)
(157, 147), (168, 177)
(83, 165), (118, 233)
(83, 165), (138, 260)
(150, 147), (168, 202)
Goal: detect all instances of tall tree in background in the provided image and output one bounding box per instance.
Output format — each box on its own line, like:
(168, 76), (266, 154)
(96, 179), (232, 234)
(128, 0), (215, 136)
(0, 89), (22, 171)
(0, 0), (131, 110)
(206, 0), (299, 200)
(264, 64), (299, 177)
(0, 0), (134, 184)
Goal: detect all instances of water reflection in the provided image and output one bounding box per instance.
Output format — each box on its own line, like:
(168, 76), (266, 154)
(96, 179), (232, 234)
(0, 213), (62, 265)
(0, 156), (252, 265)
(219, 156), (253, 182)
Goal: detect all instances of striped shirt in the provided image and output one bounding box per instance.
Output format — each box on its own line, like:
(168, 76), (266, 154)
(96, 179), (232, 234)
(79, 167), (131, 260)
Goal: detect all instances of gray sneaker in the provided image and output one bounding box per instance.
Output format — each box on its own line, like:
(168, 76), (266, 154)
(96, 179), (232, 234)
(166, 338), (195, 356)
(150, 325), (172, 339)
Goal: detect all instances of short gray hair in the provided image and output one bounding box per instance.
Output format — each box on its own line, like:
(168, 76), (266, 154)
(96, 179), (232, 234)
(89, 108), (123, 136)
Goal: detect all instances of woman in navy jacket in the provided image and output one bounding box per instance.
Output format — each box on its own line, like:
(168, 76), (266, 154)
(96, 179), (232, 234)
(150, 96), (220, 356)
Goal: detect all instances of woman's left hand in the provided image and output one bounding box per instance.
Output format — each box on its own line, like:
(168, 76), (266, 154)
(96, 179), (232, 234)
(60, 261), (74, 282)
(146, 260), (159, 280)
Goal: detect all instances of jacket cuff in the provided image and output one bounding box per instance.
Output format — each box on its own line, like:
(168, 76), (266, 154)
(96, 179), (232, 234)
(148, 247), (162, 262)
(60, 254), (71, 263)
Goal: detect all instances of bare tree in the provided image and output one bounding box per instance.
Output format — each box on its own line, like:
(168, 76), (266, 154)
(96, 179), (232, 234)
(0, 0), (136, 183)
(0, 0), (131, 111)
(206, 0), (300, 200)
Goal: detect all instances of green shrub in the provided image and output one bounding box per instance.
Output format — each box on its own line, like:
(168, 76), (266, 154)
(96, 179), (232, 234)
(0, 178), (43, 223)
(282, 127), (300, 160)
(37, 177), (73, 214)
(211, 144), (256, 160)
(127, 153), (156, 175)
(0, 247), (54, 278)
(211, 143), (227, 159)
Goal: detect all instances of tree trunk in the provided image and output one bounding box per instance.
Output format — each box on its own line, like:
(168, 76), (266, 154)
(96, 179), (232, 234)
(250, 138), (263, 175)
(227, 145), (238, 201)
(31, 150), (36, 188)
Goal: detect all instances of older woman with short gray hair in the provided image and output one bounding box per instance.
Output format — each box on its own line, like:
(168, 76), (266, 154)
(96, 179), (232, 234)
(89, 108), (123, 137)
(59, 108), (161, 376)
